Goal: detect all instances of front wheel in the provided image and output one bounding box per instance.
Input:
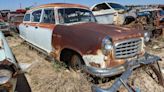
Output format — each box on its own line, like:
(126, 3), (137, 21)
(69, 54), (84, 71)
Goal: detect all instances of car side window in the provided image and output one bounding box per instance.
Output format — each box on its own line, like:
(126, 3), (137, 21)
(24, 14), (30, 21)
(42, 9), (55, 24)
(32, 10), (42, 22)
(92, 3), (110, 11)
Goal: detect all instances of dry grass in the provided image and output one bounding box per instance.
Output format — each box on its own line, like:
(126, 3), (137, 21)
(6, 34), (164, 92)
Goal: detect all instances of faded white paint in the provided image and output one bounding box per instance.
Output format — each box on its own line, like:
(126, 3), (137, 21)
(0, 32), (17, 66)
(83, 51), (106, 68)
(93, 9), (115, 24)
(19, 24), (53, 53)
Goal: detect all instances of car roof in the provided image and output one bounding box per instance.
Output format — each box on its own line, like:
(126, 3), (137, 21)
(28, 3), (89, 12)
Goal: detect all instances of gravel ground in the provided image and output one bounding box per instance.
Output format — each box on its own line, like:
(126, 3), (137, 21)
(6, 34), (164, 92)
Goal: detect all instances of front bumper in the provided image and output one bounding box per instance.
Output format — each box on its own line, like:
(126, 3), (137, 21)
(84, 53), (160, 78)
(91, 53), (161, 92)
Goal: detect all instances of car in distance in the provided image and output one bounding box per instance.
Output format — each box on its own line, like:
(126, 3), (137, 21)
(19, 3), (159, 78)
(91, 2), (136, 25)
(0, 19), (10, 35)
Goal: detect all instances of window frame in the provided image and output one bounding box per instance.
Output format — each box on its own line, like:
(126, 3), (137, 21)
(56, 7), (96, 24)
(23, 13), (31, 22)
(41, 8), (56, 24)
(31, 9), (42, 23)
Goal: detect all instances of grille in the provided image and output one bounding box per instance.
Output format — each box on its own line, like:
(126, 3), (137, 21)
(114, 38), (142, 59)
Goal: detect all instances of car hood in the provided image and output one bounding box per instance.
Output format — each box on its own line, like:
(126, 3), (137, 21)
(63, 22), (143, 41)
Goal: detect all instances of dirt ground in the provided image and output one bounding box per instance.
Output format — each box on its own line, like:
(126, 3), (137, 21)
(6, 34), (164, 92)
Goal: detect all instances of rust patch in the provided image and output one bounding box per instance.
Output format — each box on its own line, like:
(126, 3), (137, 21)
(89, 62), (101, 68)
(29, 3), (89, 12)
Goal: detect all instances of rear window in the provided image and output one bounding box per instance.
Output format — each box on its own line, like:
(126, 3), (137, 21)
(108, 3), (127, 11)
(24, 14), (30, 21)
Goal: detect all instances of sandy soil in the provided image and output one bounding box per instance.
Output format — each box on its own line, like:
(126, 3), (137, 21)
(6, 34), (164, 92)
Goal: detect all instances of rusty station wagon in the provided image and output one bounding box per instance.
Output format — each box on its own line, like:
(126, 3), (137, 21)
(19, 3), (162, 91)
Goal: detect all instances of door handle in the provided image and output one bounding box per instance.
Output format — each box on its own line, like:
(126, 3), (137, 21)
(35, 26), (38, 29)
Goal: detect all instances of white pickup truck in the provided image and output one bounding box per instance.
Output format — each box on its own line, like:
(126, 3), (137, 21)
(91, 2), (136, 25)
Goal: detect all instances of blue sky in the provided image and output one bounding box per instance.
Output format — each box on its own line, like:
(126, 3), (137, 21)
(0, 0), (163, 10)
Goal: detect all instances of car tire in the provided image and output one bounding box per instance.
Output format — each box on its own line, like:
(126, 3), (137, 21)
(69, 54), (83, 71)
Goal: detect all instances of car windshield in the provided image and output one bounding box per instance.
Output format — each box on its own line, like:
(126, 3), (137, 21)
(108, 3), (127, 11)
(160, 10), (164, 16)
(58, 8), (96, 24)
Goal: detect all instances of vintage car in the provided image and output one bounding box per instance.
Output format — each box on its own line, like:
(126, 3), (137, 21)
(19, 3), (162, 87)
(8, 13), (24, 33)
(155, 10), (164, 29)
(136, 8), (164, 36)
(91, 2), (136, 25)
(0, 31), (19, 92)
(0, 20), (10, 35)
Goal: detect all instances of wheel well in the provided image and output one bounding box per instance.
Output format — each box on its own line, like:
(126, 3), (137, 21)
(60, 48), (85, 65)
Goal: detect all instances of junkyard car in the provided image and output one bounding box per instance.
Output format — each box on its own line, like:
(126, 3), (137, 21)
(19, 4), (163, 90)
(91, 2), (136, 25)
(136, 9), (164, 36)
(9, 13), (24, 33)
(0, 20), (10, 35)
(0, 31), (19, 92)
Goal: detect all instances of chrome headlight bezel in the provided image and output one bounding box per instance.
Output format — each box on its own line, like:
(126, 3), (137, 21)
(144, 32), (150, 42)
(101, 36), (113, 55)
(0, 69), (12, 85)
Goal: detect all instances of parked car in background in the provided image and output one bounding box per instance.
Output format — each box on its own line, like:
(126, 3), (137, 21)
(0, 10), (10, 22)
(0, 31), (19, 92)
(91, 2), (136, 25)
(0, 19), (10, 35)
(9, 13), (24, 33)
(136, 8), (164, 36)
(19, 3), (162, 87)
(0, 13), (3, 21)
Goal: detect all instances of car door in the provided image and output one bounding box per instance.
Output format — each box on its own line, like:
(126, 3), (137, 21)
(92, 3), (115, 24)
(19, 13), (31, 40)
(28, 9), (42, 46)
(34, 8), (55, 53)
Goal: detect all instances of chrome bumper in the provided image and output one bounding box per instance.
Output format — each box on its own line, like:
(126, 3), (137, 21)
(84, 65), (125, 77)
(91, 53), (161, 92)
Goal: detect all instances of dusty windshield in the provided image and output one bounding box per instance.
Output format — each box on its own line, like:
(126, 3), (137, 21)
(108, 3), (127, 11)
(58, 8), (96, 24)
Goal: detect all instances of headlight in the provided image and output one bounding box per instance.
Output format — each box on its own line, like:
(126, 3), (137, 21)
(144, 32), (150, 42)
(102, 36), (113, 55)
(0, 69), (12, 85)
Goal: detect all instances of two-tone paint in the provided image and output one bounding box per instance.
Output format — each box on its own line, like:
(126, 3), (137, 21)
(19, 3), (145, 77)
